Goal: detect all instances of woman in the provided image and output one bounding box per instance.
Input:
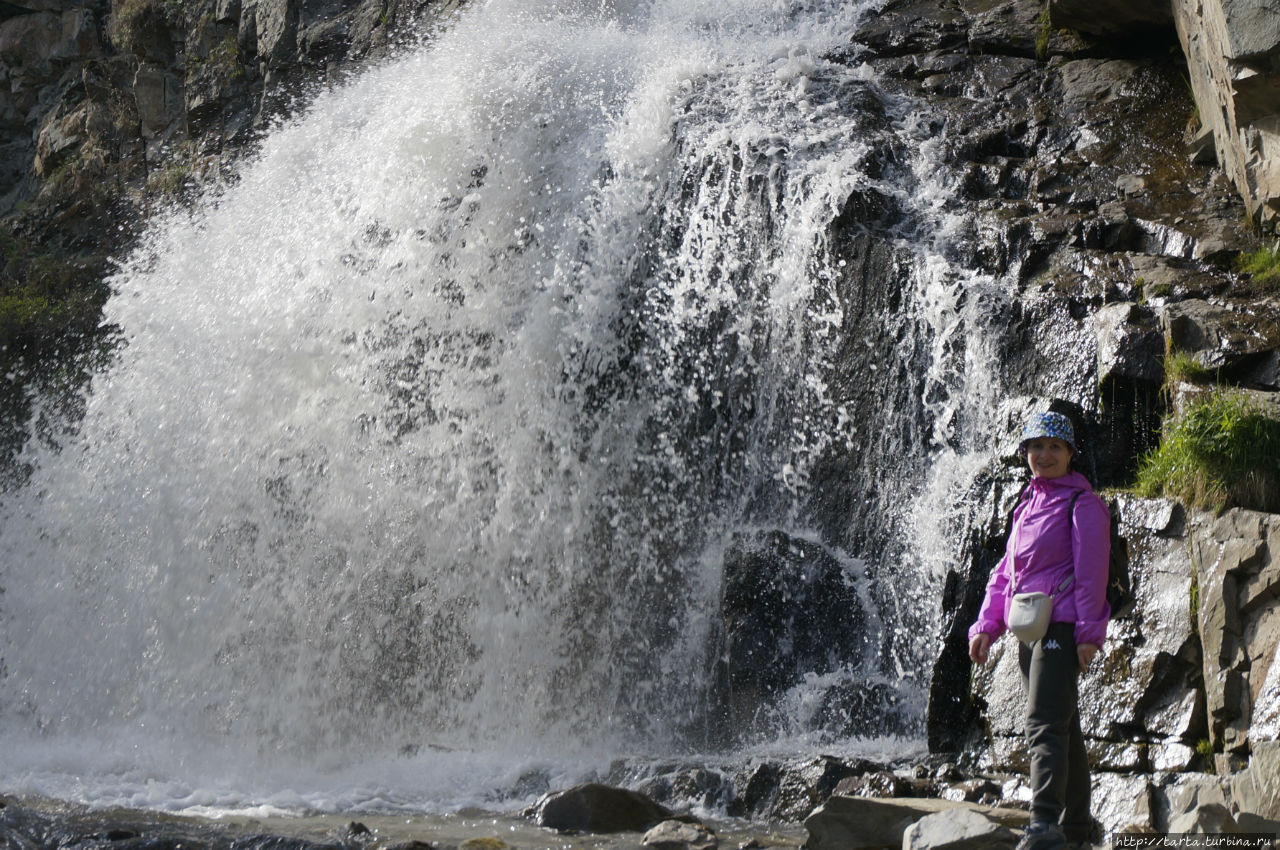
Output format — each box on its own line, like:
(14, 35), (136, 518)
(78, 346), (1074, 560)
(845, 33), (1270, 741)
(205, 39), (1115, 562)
(968, 411), (1111, 850)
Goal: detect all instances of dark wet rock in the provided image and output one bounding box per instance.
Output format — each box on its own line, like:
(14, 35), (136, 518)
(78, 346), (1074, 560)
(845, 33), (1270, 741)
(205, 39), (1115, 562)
(1093, 302), (1163, 384)
(710, 530), (872, 743)
(849, 0), (967, 58)
(771, 756), (867, 822)
(1049, 0), (1174, 37)
(724, 763), (782, 820)
(531, 783), (672, 834)
(1160, 298), (1280, 377)
(937, 779), (1001, 805)
(832, 771), (909, 800)
(635, 767), (732, 816)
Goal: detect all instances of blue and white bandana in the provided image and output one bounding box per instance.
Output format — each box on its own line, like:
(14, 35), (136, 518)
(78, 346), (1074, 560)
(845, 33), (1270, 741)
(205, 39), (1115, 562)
(1018, 411), (1076, 454)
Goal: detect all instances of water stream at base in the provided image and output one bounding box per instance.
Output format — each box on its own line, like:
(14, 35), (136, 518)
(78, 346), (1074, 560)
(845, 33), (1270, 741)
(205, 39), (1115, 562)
(0, 0), (1015, 815)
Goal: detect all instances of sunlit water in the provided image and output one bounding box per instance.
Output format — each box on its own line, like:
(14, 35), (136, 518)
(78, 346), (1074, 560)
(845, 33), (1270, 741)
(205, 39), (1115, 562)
(0, 0), (1016, 815)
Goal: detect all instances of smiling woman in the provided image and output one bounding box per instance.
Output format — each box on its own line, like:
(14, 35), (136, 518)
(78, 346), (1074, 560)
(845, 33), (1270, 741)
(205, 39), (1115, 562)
(967, 411), (1111, 850)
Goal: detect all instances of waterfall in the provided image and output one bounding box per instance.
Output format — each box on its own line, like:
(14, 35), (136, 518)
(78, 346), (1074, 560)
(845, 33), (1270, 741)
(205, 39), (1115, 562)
(0, 0), (1015, 812)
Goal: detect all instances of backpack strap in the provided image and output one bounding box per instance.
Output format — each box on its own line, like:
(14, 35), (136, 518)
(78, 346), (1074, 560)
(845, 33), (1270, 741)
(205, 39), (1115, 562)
(1004, 484), (1034, 586)
(1057, 491), (1089, 595)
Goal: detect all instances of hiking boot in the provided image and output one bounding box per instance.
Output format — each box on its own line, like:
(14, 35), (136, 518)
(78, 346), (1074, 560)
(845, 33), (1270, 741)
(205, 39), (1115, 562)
(1014, 821), (1067, 850)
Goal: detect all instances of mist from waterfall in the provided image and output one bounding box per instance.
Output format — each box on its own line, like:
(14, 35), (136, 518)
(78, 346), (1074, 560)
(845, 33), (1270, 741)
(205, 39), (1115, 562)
(0, 0), (1015, 813)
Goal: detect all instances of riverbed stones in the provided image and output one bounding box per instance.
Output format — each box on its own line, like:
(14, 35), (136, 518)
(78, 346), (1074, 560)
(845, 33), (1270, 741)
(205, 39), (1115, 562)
(642, 820), (717, 850)
(803, 796), (1025, 850)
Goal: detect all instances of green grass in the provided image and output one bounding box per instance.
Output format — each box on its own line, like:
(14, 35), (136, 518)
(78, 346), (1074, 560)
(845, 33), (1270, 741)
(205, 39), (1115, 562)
(1196, 737), (1216, 773)
(1133, 389), (1280, 513)
(1235, 245), (1280, 291)
(1164, 350), (1215, 389)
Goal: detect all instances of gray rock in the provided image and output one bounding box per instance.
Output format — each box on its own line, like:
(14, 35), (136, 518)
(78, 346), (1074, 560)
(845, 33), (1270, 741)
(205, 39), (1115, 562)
(1157, 772), (1229, 829)
(1189, 510), (1280, 754)
(531, 783), (672, 833)
(1091, 773), (1157, 836)
(1230, 740), (1280, 820)
(1168, 802), (1239, 834)
(1175, 0), (1280, 227)
(901, 807), (1017, 850)
(803, 796), (1024, 850)
(642, 820), (717, 850)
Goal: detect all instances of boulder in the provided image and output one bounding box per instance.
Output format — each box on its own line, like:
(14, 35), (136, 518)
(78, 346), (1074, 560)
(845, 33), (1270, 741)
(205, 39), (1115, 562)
(1168, 802), (1239, 834)
(771, 756), (866, 822)
(531, 783), (672, 833)
(642, 820), (717, 850)
(713, 530), (874, 742)
(803, 796), (1025, 850)
(1092, 773), (1158, 835)
(1093, 302), (1162, 384)
(902, 807), (1017, 850)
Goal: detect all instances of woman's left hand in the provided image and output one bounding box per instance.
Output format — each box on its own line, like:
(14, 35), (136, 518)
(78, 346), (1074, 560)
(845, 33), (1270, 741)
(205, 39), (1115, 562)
(1078, 642), (1099, 673)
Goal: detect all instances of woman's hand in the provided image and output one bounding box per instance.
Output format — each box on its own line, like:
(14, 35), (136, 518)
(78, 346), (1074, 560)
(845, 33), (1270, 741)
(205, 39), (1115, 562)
(969, 633), (991, 665)
(1078, 642), (1099, 673)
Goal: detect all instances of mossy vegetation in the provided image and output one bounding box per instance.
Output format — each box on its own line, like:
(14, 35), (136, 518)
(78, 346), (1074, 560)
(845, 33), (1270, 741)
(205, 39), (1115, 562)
(1234, 243), (1280, 291)
(1035, 5), (1052, 61)
(1133, 389), (1280, 513)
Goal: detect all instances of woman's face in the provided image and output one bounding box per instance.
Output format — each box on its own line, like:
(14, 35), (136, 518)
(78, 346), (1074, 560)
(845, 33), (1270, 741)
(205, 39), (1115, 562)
(1024, 437), (1073, 480)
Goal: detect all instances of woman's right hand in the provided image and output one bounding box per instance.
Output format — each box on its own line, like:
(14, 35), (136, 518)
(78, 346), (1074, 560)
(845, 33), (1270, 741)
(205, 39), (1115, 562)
(969, 633), (991, 665)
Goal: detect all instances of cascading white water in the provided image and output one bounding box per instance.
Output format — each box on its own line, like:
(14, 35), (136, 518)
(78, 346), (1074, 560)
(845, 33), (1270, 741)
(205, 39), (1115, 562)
(0, 0), (1017, 813)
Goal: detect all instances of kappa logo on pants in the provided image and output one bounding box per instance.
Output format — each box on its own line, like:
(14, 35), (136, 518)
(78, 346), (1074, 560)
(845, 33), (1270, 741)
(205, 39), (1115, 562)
(1043, 639), (1062, 650)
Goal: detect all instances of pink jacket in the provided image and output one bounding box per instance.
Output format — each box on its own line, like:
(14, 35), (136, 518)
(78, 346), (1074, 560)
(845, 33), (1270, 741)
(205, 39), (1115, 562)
(968, 470), (1111, 647)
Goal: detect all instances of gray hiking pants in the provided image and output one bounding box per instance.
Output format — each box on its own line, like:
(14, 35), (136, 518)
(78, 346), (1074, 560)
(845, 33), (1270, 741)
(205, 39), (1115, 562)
(1018, 621), (1091, 843)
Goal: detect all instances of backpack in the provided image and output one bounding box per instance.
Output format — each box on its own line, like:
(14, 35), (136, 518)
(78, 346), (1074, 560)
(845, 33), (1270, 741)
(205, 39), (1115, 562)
(1068, 490), (1134, 619)
(998, 485), (1134, 620)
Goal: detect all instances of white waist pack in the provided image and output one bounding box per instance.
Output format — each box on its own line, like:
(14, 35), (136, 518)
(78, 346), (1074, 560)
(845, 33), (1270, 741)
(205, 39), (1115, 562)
(1009, 592), (1054, 643)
